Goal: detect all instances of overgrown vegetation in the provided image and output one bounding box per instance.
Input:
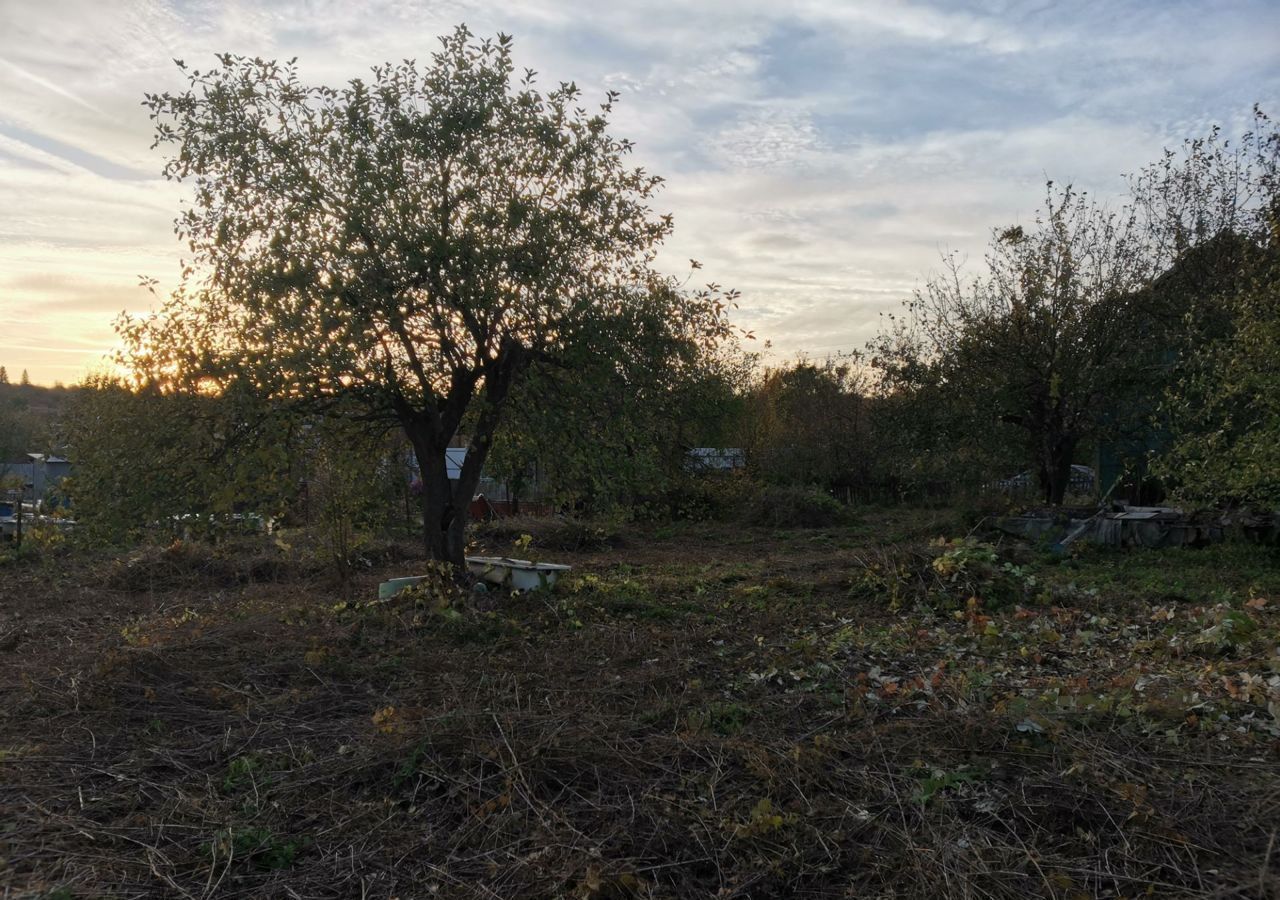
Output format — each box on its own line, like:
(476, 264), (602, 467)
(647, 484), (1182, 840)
(3, 515), (1278, 898)
(25, 108), (1276, 545)
(867, 108), (1279, 507)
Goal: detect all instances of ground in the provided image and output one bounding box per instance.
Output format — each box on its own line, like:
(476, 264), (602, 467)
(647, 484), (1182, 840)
(2, 509), (1279, 899)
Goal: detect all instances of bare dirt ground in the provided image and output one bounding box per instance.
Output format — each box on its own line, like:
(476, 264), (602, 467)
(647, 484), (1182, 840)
(2, 510), (1279, 898)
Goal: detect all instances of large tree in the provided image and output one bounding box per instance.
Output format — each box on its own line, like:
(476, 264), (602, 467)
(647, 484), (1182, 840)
(744, 357), (874, 493)
(1134, 108), (1280, 504)
(136, 27), (734, 564)
(871, 184), (1157, 505)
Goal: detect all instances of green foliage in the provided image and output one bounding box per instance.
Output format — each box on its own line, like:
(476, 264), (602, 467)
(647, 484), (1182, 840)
(62, 375), (297, 544)
(210, 825), (308, 870)
(929, 538), (1032, 609)
(689, 701), (752, 736)
(0, 395), (39, 485)
(0, 538), (42, 568)
(222, 753), (266, 792)
(853, 537), (1035, 612)
(488, 321), (752, 513)
(730, 798), (795, 838)
(19, 522), (68, 556)
(870, 183), (1155, 505)
(396, 561), (459, 613)
(743, 484), (846, 528)
(863, 110), (1279, 508)
(1035, 541), (1280, 606)
(645, 471), (760, 522)
(1158, 241), (1280, 503)
(303, 420), (399, 593)
(1134, 108), (1280, 505)
(137, 26), (737, 563)
(743, 356), (873, 492)
(563, 570), (685, 622)
(1187, 605), (1260, 656)
(914, 766), (982, 806)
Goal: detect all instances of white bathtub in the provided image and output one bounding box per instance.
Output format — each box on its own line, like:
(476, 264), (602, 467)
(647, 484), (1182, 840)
(378, 556), (572, 599)
(465, 556), (572, 591)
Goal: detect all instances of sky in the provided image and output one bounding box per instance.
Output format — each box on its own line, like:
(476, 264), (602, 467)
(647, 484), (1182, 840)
(0, 0), (1277, 385)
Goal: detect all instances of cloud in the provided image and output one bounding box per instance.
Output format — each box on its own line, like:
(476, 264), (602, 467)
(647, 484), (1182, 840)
(712, 108), (826, 170)
(0, 0), (1276, 382)
(0, 57), (105, 114)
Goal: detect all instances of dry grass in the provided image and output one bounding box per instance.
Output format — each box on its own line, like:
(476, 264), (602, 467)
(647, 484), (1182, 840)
(2, 512), (1278, 898)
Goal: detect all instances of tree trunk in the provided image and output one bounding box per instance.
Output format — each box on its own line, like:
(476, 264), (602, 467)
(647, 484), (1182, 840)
(1041, 432), (1077, 506)
(403, 413), (514, 570)
(408, 434), (459, 565)
(402, 343), (528, 571)
(406, 431), (496, 569)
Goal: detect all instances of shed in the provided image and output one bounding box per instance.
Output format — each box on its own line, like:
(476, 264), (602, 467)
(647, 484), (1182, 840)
(686, 448), (746, 472)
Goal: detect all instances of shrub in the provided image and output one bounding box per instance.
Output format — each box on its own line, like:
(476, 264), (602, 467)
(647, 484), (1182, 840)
(103, 538), (293, 591)
(743, 485), (847, 528)
(929, 537), (1030, 609)
(473, 515), (624, 553)
(680, 474), (763, 522)
(851, 537), (1035, 611)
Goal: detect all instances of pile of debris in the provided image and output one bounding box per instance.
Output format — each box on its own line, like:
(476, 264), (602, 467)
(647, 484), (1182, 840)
(996, 504), (1279, 549)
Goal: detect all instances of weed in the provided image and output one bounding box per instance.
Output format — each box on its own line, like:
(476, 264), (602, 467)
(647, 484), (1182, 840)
(743, 485), (847, 528)
(210, 826), (309, 870)
(915, 766), (983, 805)
(222, 753), (265, 793)
(731, 798), (795, 838)
(688, 701), (752, 736)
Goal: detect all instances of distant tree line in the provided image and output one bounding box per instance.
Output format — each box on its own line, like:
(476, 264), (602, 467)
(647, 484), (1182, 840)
(0, 367), (34, 386)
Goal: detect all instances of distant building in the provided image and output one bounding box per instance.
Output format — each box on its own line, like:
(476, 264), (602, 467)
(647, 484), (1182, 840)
(406, 447), (472, 488)
(1, 454), (71, 499)
(406, 445), (548, 517)
(686, 448), (746, 473)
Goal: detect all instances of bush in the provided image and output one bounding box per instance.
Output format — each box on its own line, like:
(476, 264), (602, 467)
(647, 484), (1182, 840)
(928, 537), (1030, 609)
(743, 485), (847, 528)
(472, 515), (624, 553)
(851, 537), (1036, 611)
(642, 473), (762, 522)
(103, 538), (294, 591)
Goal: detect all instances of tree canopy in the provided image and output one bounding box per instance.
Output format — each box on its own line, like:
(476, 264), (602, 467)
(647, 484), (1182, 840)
(870, 184), (1156, 504)
(1139, 108), (1280, 504)
(133, 26), (736, 563)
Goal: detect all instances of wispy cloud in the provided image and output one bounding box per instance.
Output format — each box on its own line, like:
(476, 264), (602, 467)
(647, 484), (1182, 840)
(0, 56), (105, 115)
(0, 0), (1276, 383)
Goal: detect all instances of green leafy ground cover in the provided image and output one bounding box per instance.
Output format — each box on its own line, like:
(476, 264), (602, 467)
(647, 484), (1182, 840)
(2, 511), (1278, 898)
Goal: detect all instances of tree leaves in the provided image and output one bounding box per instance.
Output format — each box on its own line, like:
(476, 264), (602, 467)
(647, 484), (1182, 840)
(131, 26), (739, 560)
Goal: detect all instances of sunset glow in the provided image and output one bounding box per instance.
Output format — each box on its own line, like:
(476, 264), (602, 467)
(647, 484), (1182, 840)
(2, 0), (1277, 384)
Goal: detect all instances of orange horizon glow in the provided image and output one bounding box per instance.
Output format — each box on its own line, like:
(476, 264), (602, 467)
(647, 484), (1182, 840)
(2, 2), (1275, 387)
